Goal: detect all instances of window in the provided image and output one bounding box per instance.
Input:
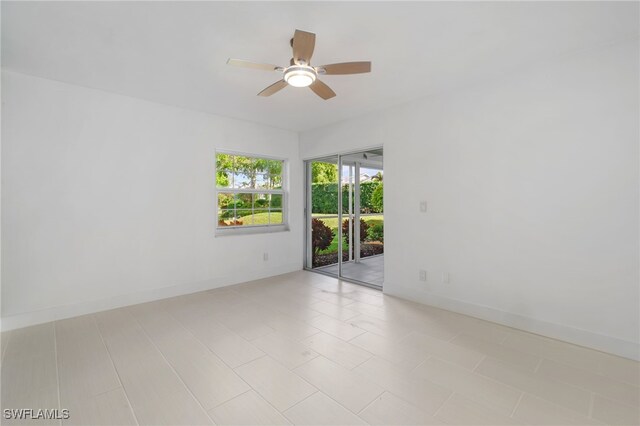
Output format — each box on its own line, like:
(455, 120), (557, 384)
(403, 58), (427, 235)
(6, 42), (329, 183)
(215, 152), (288, 234)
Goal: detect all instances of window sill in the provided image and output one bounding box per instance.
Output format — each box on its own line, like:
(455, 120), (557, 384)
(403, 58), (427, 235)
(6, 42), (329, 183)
(214, 224), (290, 237)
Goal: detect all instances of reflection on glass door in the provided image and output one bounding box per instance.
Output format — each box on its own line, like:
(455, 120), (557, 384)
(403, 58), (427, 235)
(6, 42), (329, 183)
(305, 149), (384, 288)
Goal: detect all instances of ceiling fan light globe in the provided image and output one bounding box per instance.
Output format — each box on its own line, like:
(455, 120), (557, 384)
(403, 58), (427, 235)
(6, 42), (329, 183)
(284, 66), (316, 88)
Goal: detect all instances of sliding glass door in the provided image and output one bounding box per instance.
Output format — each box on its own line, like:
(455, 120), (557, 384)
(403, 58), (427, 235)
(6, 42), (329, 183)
(305, 149), (384, 288)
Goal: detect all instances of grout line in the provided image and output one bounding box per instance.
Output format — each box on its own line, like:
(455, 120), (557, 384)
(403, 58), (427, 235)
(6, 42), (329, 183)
(1, 330), (12, 364)
(52, 322), (62, 426)
(356, 389), (386, 415)
(293, 354), (382, 419)
(163, 304), (293, 420)
(210, 388), (254, 410)
(280, 390), (320, 416)
(533, 357), (544, 373)
(232, 354), (268, 370)
(93, 315), (140, 426)
(446, 331), (462, 342)
(588, 392), (595, 418)
(409, 356), (431, 375)
(472, 355), (487, 372)
(131, 312), (217, 425)
(431, 391), (455, 418)
(509, 392), (525, 418)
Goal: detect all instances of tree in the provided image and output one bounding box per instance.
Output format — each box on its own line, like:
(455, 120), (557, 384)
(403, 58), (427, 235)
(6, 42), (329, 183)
(371, 182), (383, 212)
(372, 171), (383, 182)
(312, 162), (338, 184)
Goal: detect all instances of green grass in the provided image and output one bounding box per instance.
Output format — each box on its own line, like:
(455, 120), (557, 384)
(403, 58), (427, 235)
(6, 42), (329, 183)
(311, 214), (384, 229)
(234, 212), (283, 225)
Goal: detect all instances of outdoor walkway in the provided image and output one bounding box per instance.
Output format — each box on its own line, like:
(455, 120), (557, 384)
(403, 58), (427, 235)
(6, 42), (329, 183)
(317, 255), (383, 287)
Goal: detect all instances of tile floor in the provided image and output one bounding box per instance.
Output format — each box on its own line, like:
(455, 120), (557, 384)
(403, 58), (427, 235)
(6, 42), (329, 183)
(316, 255), (384, 287)
(1, 271), (639, 425)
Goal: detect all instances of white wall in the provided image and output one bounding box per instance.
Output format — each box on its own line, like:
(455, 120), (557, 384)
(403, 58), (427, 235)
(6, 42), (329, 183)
(300, 40), (639, 360)
(1, 70), (303, 329)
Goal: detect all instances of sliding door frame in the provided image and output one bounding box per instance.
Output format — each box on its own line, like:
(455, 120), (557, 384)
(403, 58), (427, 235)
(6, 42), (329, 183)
(303, 146), (384, 290)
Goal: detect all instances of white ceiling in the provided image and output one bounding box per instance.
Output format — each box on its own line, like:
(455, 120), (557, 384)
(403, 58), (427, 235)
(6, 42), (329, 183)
(2, 1), (638, 131)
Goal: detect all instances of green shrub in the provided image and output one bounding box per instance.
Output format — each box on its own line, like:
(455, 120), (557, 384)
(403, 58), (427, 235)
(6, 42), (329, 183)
(367, 223), (384, 242)
(312, 218), (334, 261)
(342, 218), (369, 245)
(311, 181), (382, 214)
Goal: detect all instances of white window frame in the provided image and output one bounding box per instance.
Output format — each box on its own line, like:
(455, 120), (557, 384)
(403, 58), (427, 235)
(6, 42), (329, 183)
(215, 150), (289, 236)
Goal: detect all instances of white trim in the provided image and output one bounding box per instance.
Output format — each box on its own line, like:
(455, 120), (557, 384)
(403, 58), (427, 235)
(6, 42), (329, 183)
(1, 263), (301, 332)
(214, 150), (289, 235)
(215, 224), (289, 237)
(300, 144), (385, 162)
(385, 285), (640, 361)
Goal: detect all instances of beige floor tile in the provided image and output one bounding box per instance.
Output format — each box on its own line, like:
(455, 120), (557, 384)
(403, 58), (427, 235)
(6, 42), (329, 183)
(300, 331), (372, 370)
(310, 290), (358, 307)
(171, 304), (264, 368)
(358, 391), (442, 425)
(343, 291), (385, 307)
(214, 302), (276, 341)
(310, 300), (360, 321)
(131, 302), (252, 409)
(263, 313), (321, 340)
(96, 310), (213, 425)
(4, 271), (636, 426)
(55, 316), (121, 404)
(283, 392), (367, 425)
(591, 394), (640, 425)
(306, 314), (366, 341)
(434, 393), (521, 425)
(235, 356), (316, 411)
(63, 388), (136, 426)
(536, 358), (640, 407)
(450, 318), (513, 344)
(1, 323), (59, 418)
(1, 330), (11, 363)
(400, 331), (484, 370)
(156, 333), (250, 410)
(413, 357), (522, 415)
(266, 298), (325, 322)
(348, 314), (413, 341)
(1, 385), (60, 426)
(354, 356), (451, 414)
(502, 332), (640, 387)
(512, 394), (603, 425)
(208, 390), (291, 425)
(350, 332), (427, 371)
(251, 332), (319, 369)
(294, 356), (384, 413)
(450, 333), (541, 371)
(344, 301), (389, 321)
(595, 355), (640, 387)
(475, 357), (591, 415)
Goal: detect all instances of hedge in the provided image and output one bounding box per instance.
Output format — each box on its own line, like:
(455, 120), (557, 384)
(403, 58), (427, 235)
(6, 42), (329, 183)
(311, 181), (382, 214)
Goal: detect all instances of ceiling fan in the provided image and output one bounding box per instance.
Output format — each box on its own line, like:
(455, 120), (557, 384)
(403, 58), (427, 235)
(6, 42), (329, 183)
(227, 29), (371, 100)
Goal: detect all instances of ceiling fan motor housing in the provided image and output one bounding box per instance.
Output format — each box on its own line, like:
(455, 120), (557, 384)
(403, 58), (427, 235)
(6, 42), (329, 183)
(284, 64), (317, 87)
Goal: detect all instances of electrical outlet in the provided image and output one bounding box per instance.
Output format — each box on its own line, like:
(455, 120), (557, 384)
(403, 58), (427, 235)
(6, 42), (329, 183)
(419, 270), (427, 282)
(442, 272), (450, 284)
(420, 201), (427, 213)
(263, 252), (269, 261)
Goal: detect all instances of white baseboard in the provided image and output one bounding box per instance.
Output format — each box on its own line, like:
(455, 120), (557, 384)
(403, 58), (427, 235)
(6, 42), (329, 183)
(385, 285), (640, 361)
(0, 263), (301, 332)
